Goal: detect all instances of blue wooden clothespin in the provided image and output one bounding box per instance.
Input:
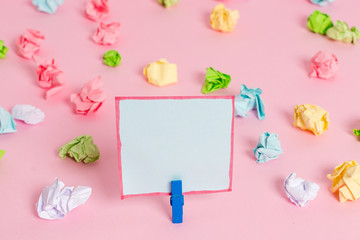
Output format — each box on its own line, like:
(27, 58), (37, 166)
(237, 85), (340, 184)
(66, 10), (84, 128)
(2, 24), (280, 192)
(170, 180), (184, 224)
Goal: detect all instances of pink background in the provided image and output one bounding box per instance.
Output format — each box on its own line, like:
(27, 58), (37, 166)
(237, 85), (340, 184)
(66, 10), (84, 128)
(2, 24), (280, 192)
(1, 0), (360, 239)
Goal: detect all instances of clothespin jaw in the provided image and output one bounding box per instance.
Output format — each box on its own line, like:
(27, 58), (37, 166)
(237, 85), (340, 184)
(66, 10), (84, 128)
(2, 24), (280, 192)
(170, 180), (184, 224)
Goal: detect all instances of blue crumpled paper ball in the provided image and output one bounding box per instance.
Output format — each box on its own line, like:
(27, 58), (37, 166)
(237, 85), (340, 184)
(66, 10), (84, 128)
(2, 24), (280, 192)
(310, 0), (334, 7)
(253, 132), (283, 163)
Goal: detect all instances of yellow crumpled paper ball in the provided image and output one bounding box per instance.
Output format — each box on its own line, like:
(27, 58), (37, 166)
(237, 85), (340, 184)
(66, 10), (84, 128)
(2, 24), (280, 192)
(143, 58), (178, 87)
(210, 4), (239, 32)
(293, 104), (329, 135)
(327, 160), (360, 203)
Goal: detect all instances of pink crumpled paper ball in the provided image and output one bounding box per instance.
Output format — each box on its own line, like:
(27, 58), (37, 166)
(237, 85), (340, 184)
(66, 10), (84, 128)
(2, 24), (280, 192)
(85, 0), (109, 22)
(70, 76), (106, 115)
(92, 22), (120, 45)
(310, 51), (339, 79)
(35, 58), (65, 99)
(16, 29), (45, 60)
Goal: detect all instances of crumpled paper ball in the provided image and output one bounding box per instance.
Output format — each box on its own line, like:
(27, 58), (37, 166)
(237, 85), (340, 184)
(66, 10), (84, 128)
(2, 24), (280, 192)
(253, 132), (283, 164)
(310, 51), (339, 79)
(158, 0), (178, 8)
(85, 0), (109, 22)
(284, 172), (320, 207)
(103, 50), (121, 67)
(307, 10), (333, 35)
(353, 128), (360, 136)
(210, 4), (239, 32)
(294, 104), (329, 135)
(11, 105), (45, 125)
(16, 29), (45, 59)
(36, 178), (92, 220)
(32, 0), (64, 14)
(58, 135), (100, 163)
(310, 0), (334, 6)
(0, 107), (17, 134)
(327, 160), (360, 203)
(326, 21), (360, 44)
(92, 22), (120, 45)
(201, 67), (231, 94)
(35, 58), (65, 99)
(0, 150), (5, 161)
(0, 40), (8, 59)
(143, 58), (178, 87)
(70, 76), (106, 115)
(234, 84), (265, 120)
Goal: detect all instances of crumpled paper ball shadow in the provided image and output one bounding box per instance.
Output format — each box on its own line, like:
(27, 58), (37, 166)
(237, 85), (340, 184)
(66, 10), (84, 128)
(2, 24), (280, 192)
(294, 104), (329, 135)
(327, 160), (360, 203)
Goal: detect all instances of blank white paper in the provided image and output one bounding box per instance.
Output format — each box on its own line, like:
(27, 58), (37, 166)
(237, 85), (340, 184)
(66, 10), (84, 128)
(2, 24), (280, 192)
(118, 97), (233, 196)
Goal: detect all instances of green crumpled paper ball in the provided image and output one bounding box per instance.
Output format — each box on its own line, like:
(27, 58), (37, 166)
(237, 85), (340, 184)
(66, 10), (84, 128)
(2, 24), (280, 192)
(0, 40), (8, 59)
(326, 21), (360, 44)
(158, 0), (178, 8)
(354, 129), (360, 136)
(58, 135), (100, 163)
(0, 149), (5, 161)
(103, 50), (121, 67)
(201, 67), (231, 94)
(307, 10), (333, 35)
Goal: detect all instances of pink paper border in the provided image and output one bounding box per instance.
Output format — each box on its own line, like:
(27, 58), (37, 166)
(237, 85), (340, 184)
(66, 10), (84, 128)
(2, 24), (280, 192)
(115, 96), (234, 200)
